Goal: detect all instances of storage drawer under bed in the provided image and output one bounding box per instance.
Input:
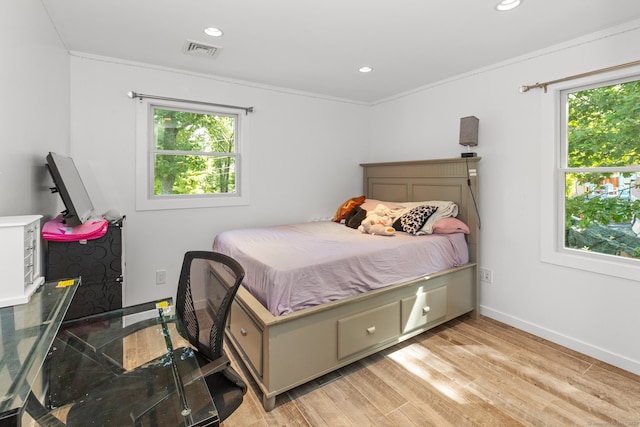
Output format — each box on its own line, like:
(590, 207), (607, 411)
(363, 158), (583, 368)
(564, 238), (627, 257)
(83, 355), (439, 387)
(228, 301), (263, 376)
(337, 301), (400, 360)
(401, 285), (447, 333)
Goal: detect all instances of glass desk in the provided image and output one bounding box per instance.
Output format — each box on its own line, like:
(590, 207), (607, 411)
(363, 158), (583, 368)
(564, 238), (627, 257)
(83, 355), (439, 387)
(0, 279), (78, 426)
(43, 301), (220, 427)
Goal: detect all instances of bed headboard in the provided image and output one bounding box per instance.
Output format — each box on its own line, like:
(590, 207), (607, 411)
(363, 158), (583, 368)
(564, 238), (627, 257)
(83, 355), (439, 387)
(361, 157), (480, 263)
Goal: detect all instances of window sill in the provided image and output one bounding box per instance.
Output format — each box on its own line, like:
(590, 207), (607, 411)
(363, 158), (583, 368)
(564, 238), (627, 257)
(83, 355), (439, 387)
(135, 193), (249, 211)
(541, 246), (640, 281)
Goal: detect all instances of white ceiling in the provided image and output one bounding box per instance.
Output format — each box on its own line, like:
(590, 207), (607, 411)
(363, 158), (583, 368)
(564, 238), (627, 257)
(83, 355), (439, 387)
(41, 0), (640, 103)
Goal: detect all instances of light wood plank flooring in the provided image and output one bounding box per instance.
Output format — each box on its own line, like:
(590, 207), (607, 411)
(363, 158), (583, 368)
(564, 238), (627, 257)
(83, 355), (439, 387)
(32, 314), (639, 426)
(222, 315), (640, 426)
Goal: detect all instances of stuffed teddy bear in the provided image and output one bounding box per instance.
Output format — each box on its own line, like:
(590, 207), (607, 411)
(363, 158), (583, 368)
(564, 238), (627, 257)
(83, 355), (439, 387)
(360, 220), (396, 236)
(358, 204), (397, 236)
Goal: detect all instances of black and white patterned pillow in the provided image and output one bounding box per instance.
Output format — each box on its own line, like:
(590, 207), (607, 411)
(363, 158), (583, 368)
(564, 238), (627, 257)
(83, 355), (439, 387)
(393, 205), (438, 235)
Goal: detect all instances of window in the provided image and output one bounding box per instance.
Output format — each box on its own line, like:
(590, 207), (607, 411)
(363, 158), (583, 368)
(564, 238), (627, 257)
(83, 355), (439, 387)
(542, 72), (640, 280)
(135, 98), (249, 210)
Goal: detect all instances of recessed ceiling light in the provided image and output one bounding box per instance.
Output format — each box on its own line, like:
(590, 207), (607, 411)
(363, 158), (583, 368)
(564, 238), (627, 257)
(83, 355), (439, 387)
(204, 27), (223, 37)
(359, 66), (373, 73)
(496, 0), (521, 11)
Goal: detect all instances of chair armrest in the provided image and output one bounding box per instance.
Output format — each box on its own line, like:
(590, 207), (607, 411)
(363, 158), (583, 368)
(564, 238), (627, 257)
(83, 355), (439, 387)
(128, 384), (176, 424)
(197, 353), (230, 377)
(176, 351), (234, 385)
(196, 351), (247, 395)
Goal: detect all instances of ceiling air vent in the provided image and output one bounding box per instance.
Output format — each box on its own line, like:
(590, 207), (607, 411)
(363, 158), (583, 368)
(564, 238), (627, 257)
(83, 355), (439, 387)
(182, 40), (221, 58)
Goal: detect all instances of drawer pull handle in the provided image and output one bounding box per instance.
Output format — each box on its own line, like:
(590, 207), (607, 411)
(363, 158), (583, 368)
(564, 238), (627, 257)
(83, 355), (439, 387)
(240, 327), (247, 336)
(366, 326), (376, 334)
(422, 306), (431, 315)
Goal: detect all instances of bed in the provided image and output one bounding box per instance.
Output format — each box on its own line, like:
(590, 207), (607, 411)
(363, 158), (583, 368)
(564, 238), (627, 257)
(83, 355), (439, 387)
(211, 157), (480, 411)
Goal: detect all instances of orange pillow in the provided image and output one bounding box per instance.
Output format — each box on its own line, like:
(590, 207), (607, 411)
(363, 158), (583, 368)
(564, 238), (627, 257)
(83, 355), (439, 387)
(332, 195), (366, 222)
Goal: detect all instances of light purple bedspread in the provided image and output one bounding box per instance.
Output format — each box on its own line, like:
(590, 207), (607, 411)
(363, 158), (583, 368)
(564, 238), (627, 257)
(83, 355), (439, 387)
(213, 221), (469, 316)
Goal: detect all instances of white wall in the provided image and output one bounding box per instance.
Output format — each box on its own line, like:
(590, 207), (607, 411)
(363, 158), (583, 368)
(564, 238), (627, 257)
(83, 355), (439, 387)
(68, 56), (368, 305)
(367, 21), (640, 375)
(0, 0), (70, 218)
(4, 1), (639, 377)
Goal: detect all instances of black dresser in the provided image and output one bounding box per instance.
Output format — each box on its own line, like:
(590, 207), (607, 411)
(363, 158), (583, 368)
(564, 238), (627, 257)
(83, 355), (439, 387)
(45, 218), (124, 320)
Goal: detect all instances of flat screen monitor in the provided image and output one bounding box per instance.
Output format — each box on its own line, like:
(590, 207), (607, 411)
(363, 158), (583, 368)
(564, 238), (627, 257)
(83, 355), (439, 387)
(46, 152), (95, 226)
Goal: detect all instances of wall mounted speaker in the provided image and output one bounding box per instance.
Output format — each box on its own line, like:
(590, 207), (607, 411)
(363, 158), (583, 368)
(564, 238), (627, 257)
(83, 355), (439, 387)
(459, 116), (479, 157)
(459, 116), (479, 147)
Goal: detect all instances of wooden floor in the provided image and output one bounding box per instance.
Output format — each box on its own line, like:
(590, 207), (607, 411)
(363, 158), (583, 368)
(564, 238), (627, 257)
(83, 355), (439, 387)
(221, 315), (640, 426)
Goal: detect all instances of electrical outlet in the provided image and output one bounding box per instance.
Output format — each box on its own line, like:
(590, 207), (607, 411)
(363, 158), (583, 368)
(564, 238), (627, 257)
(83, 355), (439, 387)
(156, 269), (166, 285)
(479, 267), (493, 283)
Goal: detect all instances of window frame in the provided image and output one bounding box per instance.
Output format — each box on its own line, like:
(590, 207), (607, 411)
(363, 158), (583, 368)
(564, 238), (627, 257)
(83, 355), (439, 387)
(541, 67), (640, 281)
(135, 97), (250, 211)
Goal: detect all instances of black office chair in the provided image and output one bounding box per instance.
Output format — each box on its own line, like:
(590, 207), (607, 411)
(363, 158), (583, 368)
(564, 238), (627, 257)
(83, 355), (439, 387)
(56, 251), (247, 426)
(173, 251), (248, 421)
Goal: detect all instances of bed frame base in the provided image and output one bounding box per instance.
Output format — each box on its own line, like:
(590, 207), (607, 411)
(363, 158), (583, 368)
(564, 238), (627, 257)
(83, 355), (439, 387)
(225, 264), (476, 411)
(219, 157), (480, 411)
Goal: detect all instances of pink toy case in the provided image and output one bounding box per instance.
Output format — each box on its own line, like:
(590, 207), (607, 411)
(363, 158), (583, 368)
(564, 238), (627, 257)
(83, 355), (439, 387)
(42, 215), (108, 242)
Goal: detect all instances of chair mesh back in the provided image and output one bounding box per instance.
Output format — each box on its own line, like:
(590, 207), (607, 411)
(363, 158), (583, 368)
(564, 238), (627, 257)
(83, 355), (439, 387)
(175, 251), (245, 361)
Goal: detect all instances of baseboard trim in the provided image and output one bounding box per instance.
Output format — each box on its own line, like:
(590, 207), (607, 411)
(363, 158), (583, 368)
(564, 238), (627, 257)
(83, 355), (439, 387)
(479, 305), (640, 376)
(194, 297), (208, 312)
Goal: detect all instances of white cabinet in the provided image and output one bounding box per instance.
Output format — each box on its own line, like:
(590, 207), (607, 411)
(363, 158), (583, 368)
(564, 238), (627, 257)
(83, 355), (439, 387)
(0, 215), (45, 307)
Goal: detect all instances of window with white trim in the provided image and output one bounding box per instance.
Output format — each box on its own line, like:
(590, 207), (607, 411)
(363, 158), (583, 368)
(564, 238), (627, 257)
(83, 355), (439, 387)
(135, 98), (249, 210)
(543, 73), (640, 279)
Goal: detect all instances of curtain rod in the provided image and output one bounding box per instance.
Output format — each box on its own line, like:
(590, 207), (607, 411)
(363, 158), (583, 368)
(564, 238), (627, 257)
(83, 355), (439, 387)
(127, 91), (254, 115)
(519, 59), (640, 93)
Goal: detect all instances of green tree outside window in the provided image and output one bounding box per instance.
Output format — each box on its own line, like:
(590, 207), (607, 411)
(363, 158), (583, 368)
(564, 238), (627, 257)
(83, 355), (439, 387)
(564, 79), (640, 259)
(152, 108), (237, 196)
